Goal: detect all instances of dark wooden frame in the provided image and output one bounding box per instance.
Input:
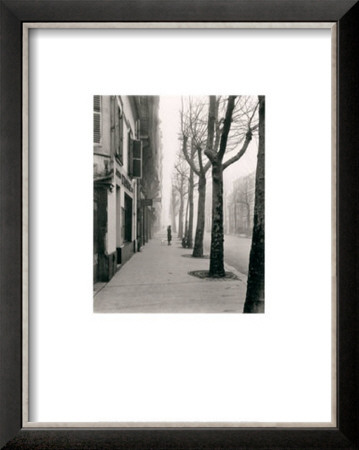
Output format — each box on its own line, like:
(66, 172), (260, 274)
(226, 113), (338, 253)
(1, 1), (358, 448)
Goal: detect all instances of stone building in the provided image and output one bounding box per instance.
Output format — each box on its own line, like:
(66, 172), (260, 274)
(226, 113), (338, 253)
(93, 96), (161, 283)
(227, 172), (256, 236)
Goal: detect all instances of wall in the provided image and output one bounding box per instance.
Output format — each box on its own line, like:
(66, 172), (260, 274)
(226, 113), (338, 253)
(106, 186), (117, 255)
(116, 96), (138, 246)
(118, 96), (137, 174)
(93, 97), (112, 179)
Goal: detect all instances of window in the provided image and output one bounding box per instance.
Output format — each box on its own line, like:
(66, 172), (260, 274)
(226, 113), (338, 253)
(132, 140), (142, 178)
(93, 95), (102, 144)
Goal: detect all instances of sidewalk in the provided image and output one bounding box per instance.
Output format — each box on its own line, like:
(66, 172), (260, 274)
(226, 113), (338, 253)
(94, 233), (247, 313)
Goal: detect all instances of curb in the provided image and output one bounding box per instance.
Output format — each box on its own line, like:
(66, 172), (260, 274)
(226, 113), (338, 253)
(224, 261), (247, 283)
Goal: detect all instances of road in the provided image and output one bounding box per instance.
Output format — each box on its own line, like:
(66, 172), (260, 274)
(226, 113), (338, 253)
(203, 232), (252, 275)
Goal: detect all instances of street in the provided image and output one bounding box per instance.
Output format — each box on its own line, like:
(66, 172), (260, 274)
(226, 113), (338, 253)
(203, 232), (251, 275)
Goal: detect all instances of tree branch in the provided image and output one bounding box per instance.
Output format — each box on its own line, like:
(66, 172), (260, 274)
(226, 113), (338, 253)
(222, 98), (259, 171)
(197, 145), (204, 173)
(203, 160), (211, 173)
(217, 96), (237, 161)
(223, 128), (253, 170)
(182, 136), (200, 176)
(248, 99), (260, 126)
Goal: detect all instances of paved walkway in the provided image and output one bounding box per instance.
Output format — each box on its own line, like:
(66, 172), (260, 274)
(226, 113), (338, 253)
(94, 233), (247, 313)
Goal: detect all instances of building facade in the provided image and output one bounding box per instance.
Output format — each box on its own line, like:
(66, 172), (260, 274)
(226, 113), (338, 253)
(93, 96), (161, 283)
(227, 172), (256, 236)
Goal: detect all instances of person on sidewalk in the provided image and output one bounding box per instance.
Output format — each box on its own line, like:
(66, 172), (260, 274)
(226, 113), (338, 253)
(167, 225), (172, 245)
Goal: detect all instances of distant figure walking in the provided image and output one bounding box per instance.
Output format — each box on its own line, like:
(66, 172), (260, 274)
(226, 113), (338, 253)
(167, 225), (172, 246)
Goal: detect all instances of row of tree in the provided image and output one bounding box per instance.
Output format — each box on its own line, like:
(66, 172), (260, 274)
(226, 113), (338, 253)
(171, 95), (264, 312)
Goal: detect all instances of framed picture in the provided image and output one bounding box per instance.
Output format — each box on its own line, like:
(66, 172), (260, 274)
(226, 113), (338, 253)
(1, 1), (358, 448)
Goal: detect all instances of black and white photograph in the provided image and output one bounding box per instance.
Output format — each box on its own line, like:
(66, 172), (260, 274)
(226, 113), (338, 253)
(93, 95), (264, 313)
(2, 15), (352, 444)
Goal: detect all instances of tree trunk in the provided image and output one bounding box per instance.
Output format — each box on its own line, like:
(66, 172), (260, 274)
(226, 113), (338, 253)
(209, 161), (225, 277)
(243, 96), (265, 313)
(178, 194), (184, 239)
(187, 168), (194, 248)
(185, 194), (189, 236)
(192, 174), (206, 257)
(170, 187), (177, 233)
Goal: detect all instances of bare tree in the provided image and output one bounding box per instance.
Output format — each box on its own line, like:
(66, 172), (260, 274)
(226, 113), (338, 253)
(179, 101), (198, 248)
(205, 95), (259, 277)
(172, 155), (189, 239)
(170, 185), (178, 233)
(243, 96), (265, 312)
(185, 166), (195, 248)
(181, 97), (211, 257)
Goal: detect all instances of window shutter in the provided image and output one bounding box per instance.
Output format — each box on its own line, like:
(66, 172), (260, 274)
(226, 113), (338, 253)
(115, 104), (123, 162)
(132, 140), (142, 178)
(128, 132), (133, 176)
(94, 95), (101, 112)
(118, 112), (123, 161)
(93, 96), (101, 144)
